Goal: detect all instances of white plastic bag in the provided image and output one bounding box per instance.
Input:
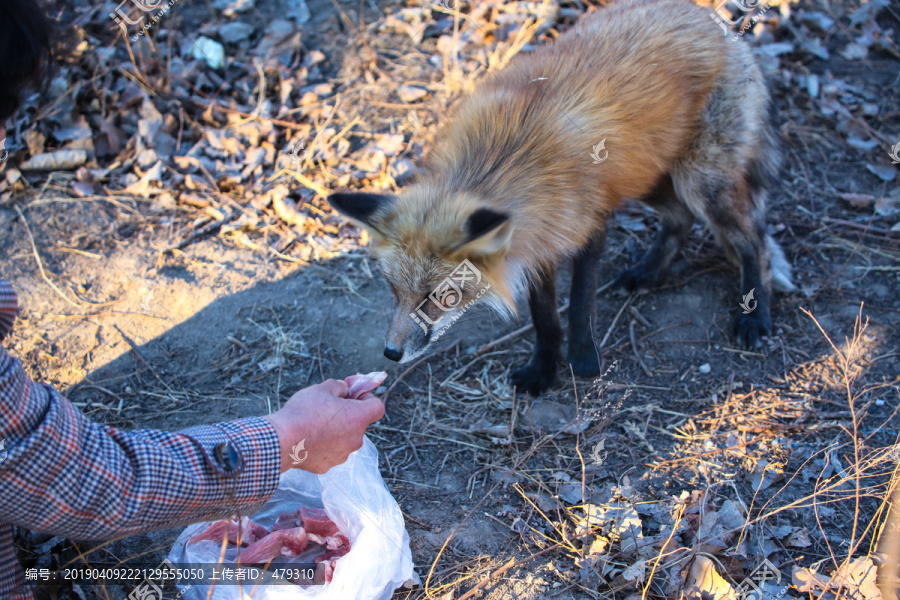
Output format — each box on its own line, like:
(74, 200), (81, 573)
(167, 437), (418, 599)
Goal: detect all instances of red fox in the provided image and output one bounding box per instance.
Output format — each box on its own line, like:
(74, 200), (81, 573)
(329, 0), (794, 394)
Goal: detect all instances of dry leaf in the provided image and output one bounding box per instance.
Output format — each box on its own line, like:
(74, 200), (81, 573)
(787, 527), (812, 547)
(683, 556), (736, 600)
(748, 459), (785, 492)
(792, 557), (883, 600)
(469, 418), (510, 438)
(123, 161), (165, 197)
(70, 167), (96, 198)
(874, 189), (900, 217)
(622, 558), (646, 583)
(19, 150), (87, 171)
(866, 163), (896, 182)
(839, 193), (875, 208)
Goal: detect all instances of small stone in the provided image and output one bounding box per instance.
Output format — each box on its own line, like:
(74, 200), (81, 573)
(303, 50), (326, 67)
(192, 37), (226, 70)
(799, 11), (834, 31)
(861, 102), (879, 116)
(285, 0), (310, 23)
(840, 43), (868, 61)
(398, 85), (428, 103)
(136, 149), (159, 169)
(698, 363), (711, 374)
(806, 74), (819, 98)
(356, 149), (385, 174)
(375, 134), (405, 157)
(218, 22), (255, 44)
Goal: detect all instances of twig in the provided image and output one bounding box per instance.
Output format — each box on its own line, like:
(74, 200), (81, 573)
(113, 324), (172, 391)
(46, 311), (165, 321)
(301, 95), (341, 172)
(475, 280), (617, 355)
(597, 294), (632, 350)
(639, 319), (692, 342)
(316, 298), (334, 382)
(629, 304), (652, 328)
(14, 205), (81, 308)
(372, 425), (487, 450)
(160, 211), (237, 254)
(822, 217), (900, 236)
(382, 340), (461, 401)
(641, 502), (686, 600)
(268, 169), (329, 198)
(629, 319), (652, 377)
(456, 557), (517, 600)
(169, 93), (309, 130)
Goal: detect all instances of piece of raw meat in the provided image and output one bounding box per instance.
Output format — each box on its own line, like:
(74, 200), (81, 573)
(280, 527), (312, 555)
(298, 507), (340, 536)
(189, 517), (268, 546)
(272, 511), (299, 532)
(239, 527), (309, 564)
(307, 532), (349, 551)
(194, 508), (352, 581)
(344, 371), (387, 399)
(238, 532), (289, 564)
(315, 551), (342, 583)
(330, 534), (349, 551)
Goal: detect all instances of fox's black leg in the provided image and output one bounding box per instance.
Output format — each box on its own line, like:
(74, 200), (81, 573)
(511, 270), (561, 395)
(614, 175), (694, 292)
(568, 229), (606, 377)
(731, 242), (772, 348)
(706, 182), (774, 348)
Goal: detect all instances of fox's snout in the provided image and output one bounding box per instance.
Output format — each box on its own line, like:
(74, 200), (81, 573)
(383, 346), (404, 362)
(382, 307), (432, 364)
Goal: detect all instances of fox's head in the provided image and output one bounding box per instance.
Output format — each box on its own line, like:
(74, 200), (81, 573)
(328, 188), (519, 363)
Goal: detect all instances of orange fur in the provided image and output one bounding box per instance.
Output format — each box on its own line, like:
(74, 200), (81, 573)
(378, 0), (732, 299)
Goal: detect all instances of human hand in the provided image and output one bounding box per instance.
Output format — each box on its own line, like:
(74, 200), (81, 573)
(264, 379), (385, 474)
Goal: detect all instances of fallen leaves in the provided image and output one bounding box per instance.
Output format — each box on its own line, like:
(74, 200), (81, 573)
(792, 557), (883, 600)
(684, 556), (737, 600)
(748, 459), (786, 493)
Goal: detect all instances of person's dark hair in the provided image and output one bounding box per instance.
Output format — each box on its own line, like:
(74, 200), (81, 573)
(0, 0), (53, 123)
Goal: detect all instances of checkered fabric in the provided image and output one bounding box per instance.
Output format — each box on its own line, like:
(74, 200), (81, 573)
(0, 279), (282, 598)
(0, 279), (16, 343)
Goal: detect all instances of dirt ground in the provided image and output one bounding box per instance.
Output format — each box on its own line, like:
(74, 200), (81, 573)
(1, 0), (899, 597)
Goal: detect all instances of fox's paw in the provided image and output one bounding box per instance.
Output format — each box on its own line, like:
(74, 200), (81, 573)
(568, 347), (600, 377)
(511, 363), (556, 396)
(612, 265), (658, 293)
(732, 313), (772, 349)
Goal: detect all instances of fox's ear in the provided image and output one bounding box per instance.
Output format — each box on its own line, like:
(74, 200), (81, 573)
(327, 192), (393, 234)
(456, 208), (513, 255)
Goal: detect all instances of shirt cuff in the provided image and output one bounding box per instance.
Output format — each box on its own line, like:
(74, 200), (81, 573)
(178, 417), (282, 509)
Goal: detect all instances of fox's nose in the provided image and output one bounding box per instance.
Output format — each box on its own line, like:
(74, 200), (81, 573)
(384, 346), (404, 362)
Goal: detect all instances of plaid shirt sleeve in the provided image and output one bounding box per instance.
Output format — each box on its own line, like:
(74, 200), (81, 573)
(0, 279), (282, 598)
(0, 279), (17, 342)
